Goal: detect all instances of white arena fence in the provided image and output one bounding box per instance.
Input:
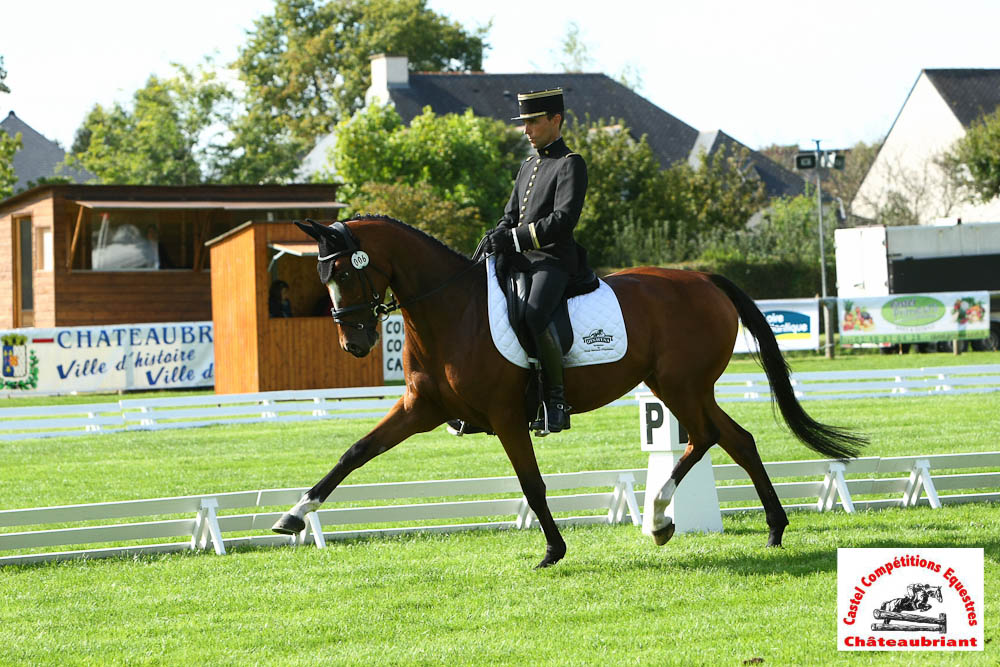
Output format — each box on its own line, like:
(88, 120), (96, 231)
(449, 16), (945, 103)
(2, 452), (999, 566)
(2, 364), (999, 441)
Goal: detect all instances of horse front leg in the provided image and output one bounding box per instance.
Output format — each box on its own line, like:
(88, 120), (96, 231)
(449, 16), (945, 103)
(272, 396), (443, 535)
(494, 420), (566, 568)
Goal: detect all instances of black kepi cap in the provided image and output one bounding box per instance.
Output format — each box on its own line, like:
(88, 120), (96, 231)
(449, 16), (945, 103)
(512, 88), (564, 121)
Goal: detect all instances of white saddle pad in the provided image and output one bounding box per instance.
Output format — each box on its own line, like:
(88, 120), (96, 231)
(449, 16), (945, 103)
(486, 256), (628, 369)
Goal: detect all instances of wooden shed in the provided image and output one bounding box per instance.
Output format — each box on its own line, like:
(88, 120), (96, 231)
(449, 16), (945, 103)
(0, 184), (344, 329)
(206, 221), (383, 394)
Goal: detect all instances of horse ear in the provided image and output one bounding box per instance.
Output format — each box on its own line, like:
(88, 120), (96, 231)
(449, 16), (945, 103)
(294, 220), (322, 241)
(307, 218), (341, 242)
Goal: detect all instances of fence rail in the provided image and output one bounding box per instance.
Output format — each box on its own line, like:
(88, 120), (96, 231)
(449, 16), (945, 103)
(2, 452), (998, 566)
(2, 364), (999, 441)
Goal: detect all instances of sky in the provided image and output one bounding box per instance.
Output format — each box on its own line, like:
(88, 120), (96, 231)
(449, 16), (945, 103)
(3, 0), (1000, 154)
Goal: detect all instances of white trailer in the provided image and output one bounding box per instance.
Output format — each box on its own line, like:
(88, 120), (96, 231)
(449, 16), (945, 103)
(834, 221), (1000, 351)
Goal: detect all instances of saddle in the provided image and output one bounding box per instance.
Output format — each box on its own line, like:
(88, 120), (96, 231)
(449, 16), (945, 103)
(493, 249), (599, 358)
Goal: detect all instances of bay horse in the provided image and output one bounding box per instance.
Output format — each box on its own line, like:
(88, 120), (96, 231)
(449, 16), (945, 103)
(273, 215), (866, 568)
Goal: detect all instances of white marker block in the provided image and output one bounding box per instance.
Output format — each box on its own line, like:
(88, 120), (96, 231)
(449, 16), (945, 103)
(637, 393), (723, 536)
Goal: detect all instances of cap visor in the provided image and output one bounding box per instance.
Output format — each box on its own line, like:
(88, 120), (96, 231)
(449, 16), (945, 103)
(511, 111), (548, 121)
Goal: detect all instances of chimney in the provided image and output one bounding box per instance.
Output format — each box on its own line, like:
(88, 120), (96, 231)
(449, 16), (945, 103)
(366, 54), (409, 106)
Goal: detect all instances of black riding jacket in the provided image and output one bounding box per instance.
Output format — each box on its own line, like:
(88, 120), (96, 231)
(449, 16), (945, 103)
(497, 137), (588, 275)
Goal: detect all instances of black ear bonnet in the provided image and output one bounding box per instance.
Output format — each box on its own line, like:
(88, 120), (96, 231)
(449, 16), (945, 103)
(293, 219), (360, 284)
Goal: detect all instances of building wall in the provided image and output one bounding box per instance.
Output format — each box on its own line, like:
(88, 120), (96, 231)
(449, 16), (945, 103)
(210, 222), (383, 394)
(853, 73), (1000, 224)
(210, 224), (261, 394)
(0, 191), (54, 328)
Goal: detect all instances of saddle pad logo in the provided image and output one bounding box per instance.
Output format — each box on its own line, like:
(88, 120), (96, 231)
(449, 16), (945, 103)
(837, 548), (983, 651)
(582, 328), (614, 348)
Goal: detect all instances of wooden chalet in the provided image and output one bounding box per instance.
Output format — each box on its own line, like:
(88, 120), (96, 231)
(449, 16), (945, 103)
(0, 184), (344, 329)
(206, 221), (383, 393)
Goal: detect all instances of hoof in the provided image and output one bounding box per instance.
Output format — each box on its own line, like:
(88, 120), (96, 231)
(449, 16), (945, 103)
(534, 544), (566, 569)
(272, 513), (305, 535)
(651, 519), (675, 546)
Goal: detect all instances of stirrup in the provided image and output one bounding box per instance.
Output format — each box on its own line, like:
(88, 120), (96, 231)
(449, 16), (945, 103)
(530, 400), (571, 436)
(446, 419), (467, 436)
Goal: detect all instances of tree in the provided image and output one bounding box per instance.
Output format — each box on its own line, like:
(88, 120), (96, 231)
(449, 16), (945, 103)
(562, 115), (768, 267)
(347, 182), (483, 252)
(230, 0), (487, 182)
(560, 114), (664, 264)
(327, 104), (526, 249)
(556, 21), (595, 73)
(67, 65), (229, 185)
(761, 140), (880, 226)
(0, 56), (20, 199)
(943, 108), (1000, 203)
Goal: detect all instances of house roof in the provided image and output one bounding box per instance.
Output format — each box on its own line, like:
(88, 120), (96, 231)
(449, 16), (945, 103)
(383, 71), (804, 198)
(688, 130), (807, 199)
(391, 72), (701, 169)
(925, 69), (1000, 127)
(1, 111), (94, 191)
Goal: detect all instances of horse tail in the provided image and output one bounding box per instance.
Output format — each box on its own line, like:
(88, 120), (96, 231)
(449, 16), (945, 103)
(708, 274), (867, 460)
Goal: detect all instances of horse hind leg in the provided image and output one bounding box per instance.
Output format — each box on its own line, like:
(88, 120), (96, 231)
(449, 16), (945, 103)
(713, 407), (788, 547)
(643, 380), (720, 546)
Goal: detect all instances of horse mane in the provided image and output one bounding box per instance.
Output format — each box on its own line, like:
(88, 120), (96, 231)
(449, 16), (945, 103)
(344, 213), (473, 265)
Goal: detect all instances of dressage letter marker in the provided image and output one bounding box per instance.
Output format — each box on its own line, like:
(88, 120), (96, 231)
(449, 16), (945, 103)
(638, 393), (723, 536)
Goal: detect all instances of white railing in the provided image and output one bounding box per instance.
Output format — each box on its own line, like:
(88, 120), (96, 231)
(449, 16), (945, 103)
(2, 364), (999, 441)
(2, 452), (998, 566)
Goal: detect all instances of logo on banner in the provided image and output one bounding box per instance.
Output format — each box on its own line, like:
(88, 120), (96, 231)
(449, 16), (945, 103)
(1, 333), (39, 390)
(838, 548), (983, 651)
(764, 310), (812, 339)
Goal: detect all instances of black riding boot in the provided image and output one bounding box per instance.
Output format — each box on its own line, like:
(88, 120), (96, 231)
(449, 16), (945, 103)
(530, 323), (571, 433)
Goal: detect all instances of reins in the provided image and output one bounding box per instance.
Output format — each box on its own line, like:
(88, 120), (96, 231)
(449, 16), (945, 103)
(375, 255), (485, 318)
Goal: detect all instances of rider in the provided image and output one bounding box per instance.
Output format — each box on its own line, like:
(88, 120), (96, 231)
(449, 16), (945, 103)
(486, 88), (589, 433)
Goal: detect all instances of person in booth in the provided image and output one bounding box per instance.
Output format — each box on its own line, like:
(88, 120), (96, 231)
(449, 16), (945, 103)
(484, 88), (589, 433)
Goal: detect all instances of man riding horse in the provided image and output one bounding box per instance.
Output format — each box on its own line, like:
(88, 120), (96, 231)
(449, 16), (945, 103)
(484, 87), (589, 433)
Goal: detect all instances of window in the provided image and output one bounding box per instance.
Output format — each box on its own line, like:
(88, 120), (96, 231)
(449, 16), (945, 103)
(38, 227), (53, 272)
(73, 210), (198, 271)
(18, 218), (33, 310)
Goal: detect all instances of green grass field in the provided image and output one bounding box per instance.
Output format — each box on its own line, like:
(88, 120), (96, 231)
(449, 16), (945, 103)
(1, 350), (998, 664)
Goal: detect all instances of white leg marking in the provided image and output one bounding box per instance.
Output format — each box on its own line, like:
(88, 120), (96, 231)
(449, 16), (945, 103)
(651, 478), (677, 531)
(290, 495), (321, 520)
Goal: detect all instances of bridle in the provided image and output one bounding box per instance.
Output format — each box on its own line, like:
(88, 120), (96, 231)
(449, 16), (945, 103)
(316, 220), (484, 332)
(318, 221), (391, 331)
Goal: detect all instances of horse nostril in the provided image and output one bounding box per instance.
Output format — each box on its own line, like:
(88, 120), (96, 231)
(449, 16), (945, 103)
(346, 343), (365, 357)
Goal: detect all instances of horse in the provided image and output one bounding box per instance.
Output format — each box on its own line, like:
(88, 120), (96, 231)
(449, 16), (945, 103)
(273, 215), (866, 568)
(880, 585), (943, 615)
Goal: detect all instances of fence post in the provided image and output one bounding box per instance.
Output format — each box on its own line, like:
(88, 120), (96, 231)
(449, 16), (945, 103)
(903, 459), (942, 509)
(816, 462), (855, 512)
(191, 498), (225, 555)
(638, 393), (722, 536)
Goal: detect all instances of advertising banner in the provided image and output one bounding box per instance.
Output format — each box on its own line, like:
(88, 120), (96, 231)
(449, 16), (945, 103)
(838, 292), (990, 345)
(381, 314), (405, 382)
(734, 298), (820, 354)
(1, 322), (214, 396)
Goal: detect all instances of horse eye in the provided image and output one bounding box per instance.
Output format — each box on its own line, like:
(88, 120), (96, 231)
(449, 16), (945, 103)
(337, 271), (353, 283)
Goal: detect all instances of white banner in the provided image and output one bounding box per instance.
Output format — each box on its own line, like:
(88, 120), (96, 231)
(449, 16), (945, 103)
(1, 322), (214, 396)
(839, 292), (990, 345)
(734, 298), (820, 354)
(381, 314), (405, 382)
